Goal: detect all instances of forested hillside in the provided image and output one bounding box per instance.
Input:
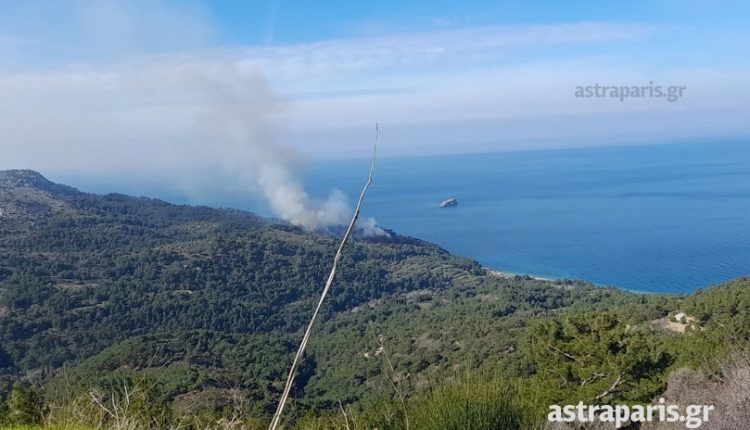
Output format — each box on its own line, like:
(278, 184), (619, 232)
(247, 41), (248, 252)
(0, 170), (747, 429)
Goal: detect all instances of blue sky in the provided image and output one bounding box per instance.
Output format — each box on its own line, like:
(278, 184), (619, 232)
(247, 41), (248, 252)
(208, 0), (750, 47)
(1, 0), (749, 194)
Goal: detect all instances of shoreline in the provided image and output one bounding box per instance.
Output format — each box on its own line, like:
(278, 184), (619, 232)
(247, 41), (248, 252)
(487, 269), (557, 282)
(487, 267), (668, 295)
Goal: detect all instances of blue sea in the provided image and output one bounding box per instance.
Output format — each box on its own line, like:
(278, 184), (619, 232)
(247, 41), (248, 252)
(66, 140), (750, 294)
(301, 140), (750, 294)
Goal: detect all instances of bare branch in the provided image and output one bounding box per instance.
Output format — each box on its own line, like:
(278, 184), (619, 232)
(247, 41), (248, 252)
(338, 401), (351, 430)
(89, 391), (117, 420)
(594, 374), (627, 401)
(580, 371), (607, 386)
(268, 124), (379, 430)
(547, 344), (578, 362)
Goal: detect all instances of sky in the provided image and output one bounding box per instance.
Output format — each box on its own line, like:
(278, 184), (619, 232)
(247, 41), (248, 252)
(1, 0), (749, 198)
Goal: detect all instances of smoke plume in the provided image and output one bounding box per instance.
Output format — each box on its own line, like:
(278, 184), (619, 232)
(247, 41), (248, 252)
(0, 47), (385, 235)
(193, 63), (386, 235)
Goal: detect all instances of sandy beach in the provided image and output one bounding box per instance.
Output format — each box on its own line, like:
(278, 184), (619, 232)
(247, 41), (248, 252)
(488, 269), (556, 282)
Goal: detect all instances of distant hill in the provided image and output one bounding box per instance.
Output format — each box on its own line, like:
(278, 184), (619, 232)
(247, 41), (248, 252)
(0, 170), (78, 218)
(0, 170), (747, 426)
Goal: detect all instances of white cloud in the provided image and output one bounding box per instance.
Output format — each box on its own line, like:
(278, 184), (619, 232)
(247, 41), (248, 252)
(0, 2), (747, 184)
(239, 22), (652, 89)
(0, 19), (657, 171)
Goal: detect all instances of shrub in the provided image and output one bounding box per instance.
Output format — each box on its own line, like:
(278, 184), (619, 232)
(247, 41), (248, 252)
(409, 376), (537, 430)
(7, 383), (45, 425)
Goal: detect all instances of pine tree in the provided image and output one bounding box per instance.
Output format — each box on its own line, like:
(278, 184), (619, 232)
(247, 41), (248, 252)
(531, 312), (672, 404)
(0, 397), (9, 424)
(7, 382), (45, 424)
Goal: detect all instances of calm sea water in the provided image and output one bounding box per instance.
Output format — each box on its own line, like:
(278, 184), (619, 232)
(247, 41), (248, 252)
(303, 141), (750, 294)
(65, 140), (750, 294)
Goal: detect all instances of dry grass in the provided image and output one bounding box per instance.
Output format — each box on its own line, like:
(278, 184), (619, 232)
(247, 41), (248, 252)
(642, 348), (750, 430)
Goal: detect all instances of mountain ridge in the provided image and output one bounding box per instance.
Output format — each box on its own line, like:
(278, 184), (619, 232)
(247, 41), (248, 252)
(0, 171), (633, 408)
(0, 170), (748, 427)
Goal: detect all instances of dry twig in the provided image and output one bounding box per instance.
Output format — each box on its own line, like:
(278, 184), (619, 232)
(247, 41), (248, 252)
(268, 124), (379, 430)
(338, 400), (351, 430)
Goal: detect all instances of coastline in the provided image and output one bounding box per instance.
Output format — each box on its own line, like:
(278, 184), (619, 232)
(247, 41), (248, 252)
(487, 269), (557, 282)
(487, 267), (670, 295)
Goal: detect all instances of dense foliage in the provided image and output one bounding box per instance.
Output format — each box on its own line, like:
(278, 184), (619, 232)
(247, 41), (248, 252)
(0, 170), (748, 428)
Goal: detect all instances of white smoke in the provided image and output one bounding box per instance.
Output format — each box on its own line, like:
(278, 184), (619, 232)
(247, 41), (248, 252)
(256, 166), (349, 229)
(0, 39), (385, 234)
(356, 216), (390, 238)
(192, 62), (386, 234)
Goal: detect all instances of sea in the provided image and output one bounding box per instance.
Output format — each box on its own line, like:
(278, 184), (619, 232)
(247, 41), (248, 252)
(66, 140), (750, 294)
(301, 140), (750, 294)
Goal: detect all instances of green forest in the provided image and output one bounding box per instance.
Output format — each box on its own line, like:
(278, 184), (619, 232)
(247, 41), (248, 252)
(0, 170), (748, 429)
